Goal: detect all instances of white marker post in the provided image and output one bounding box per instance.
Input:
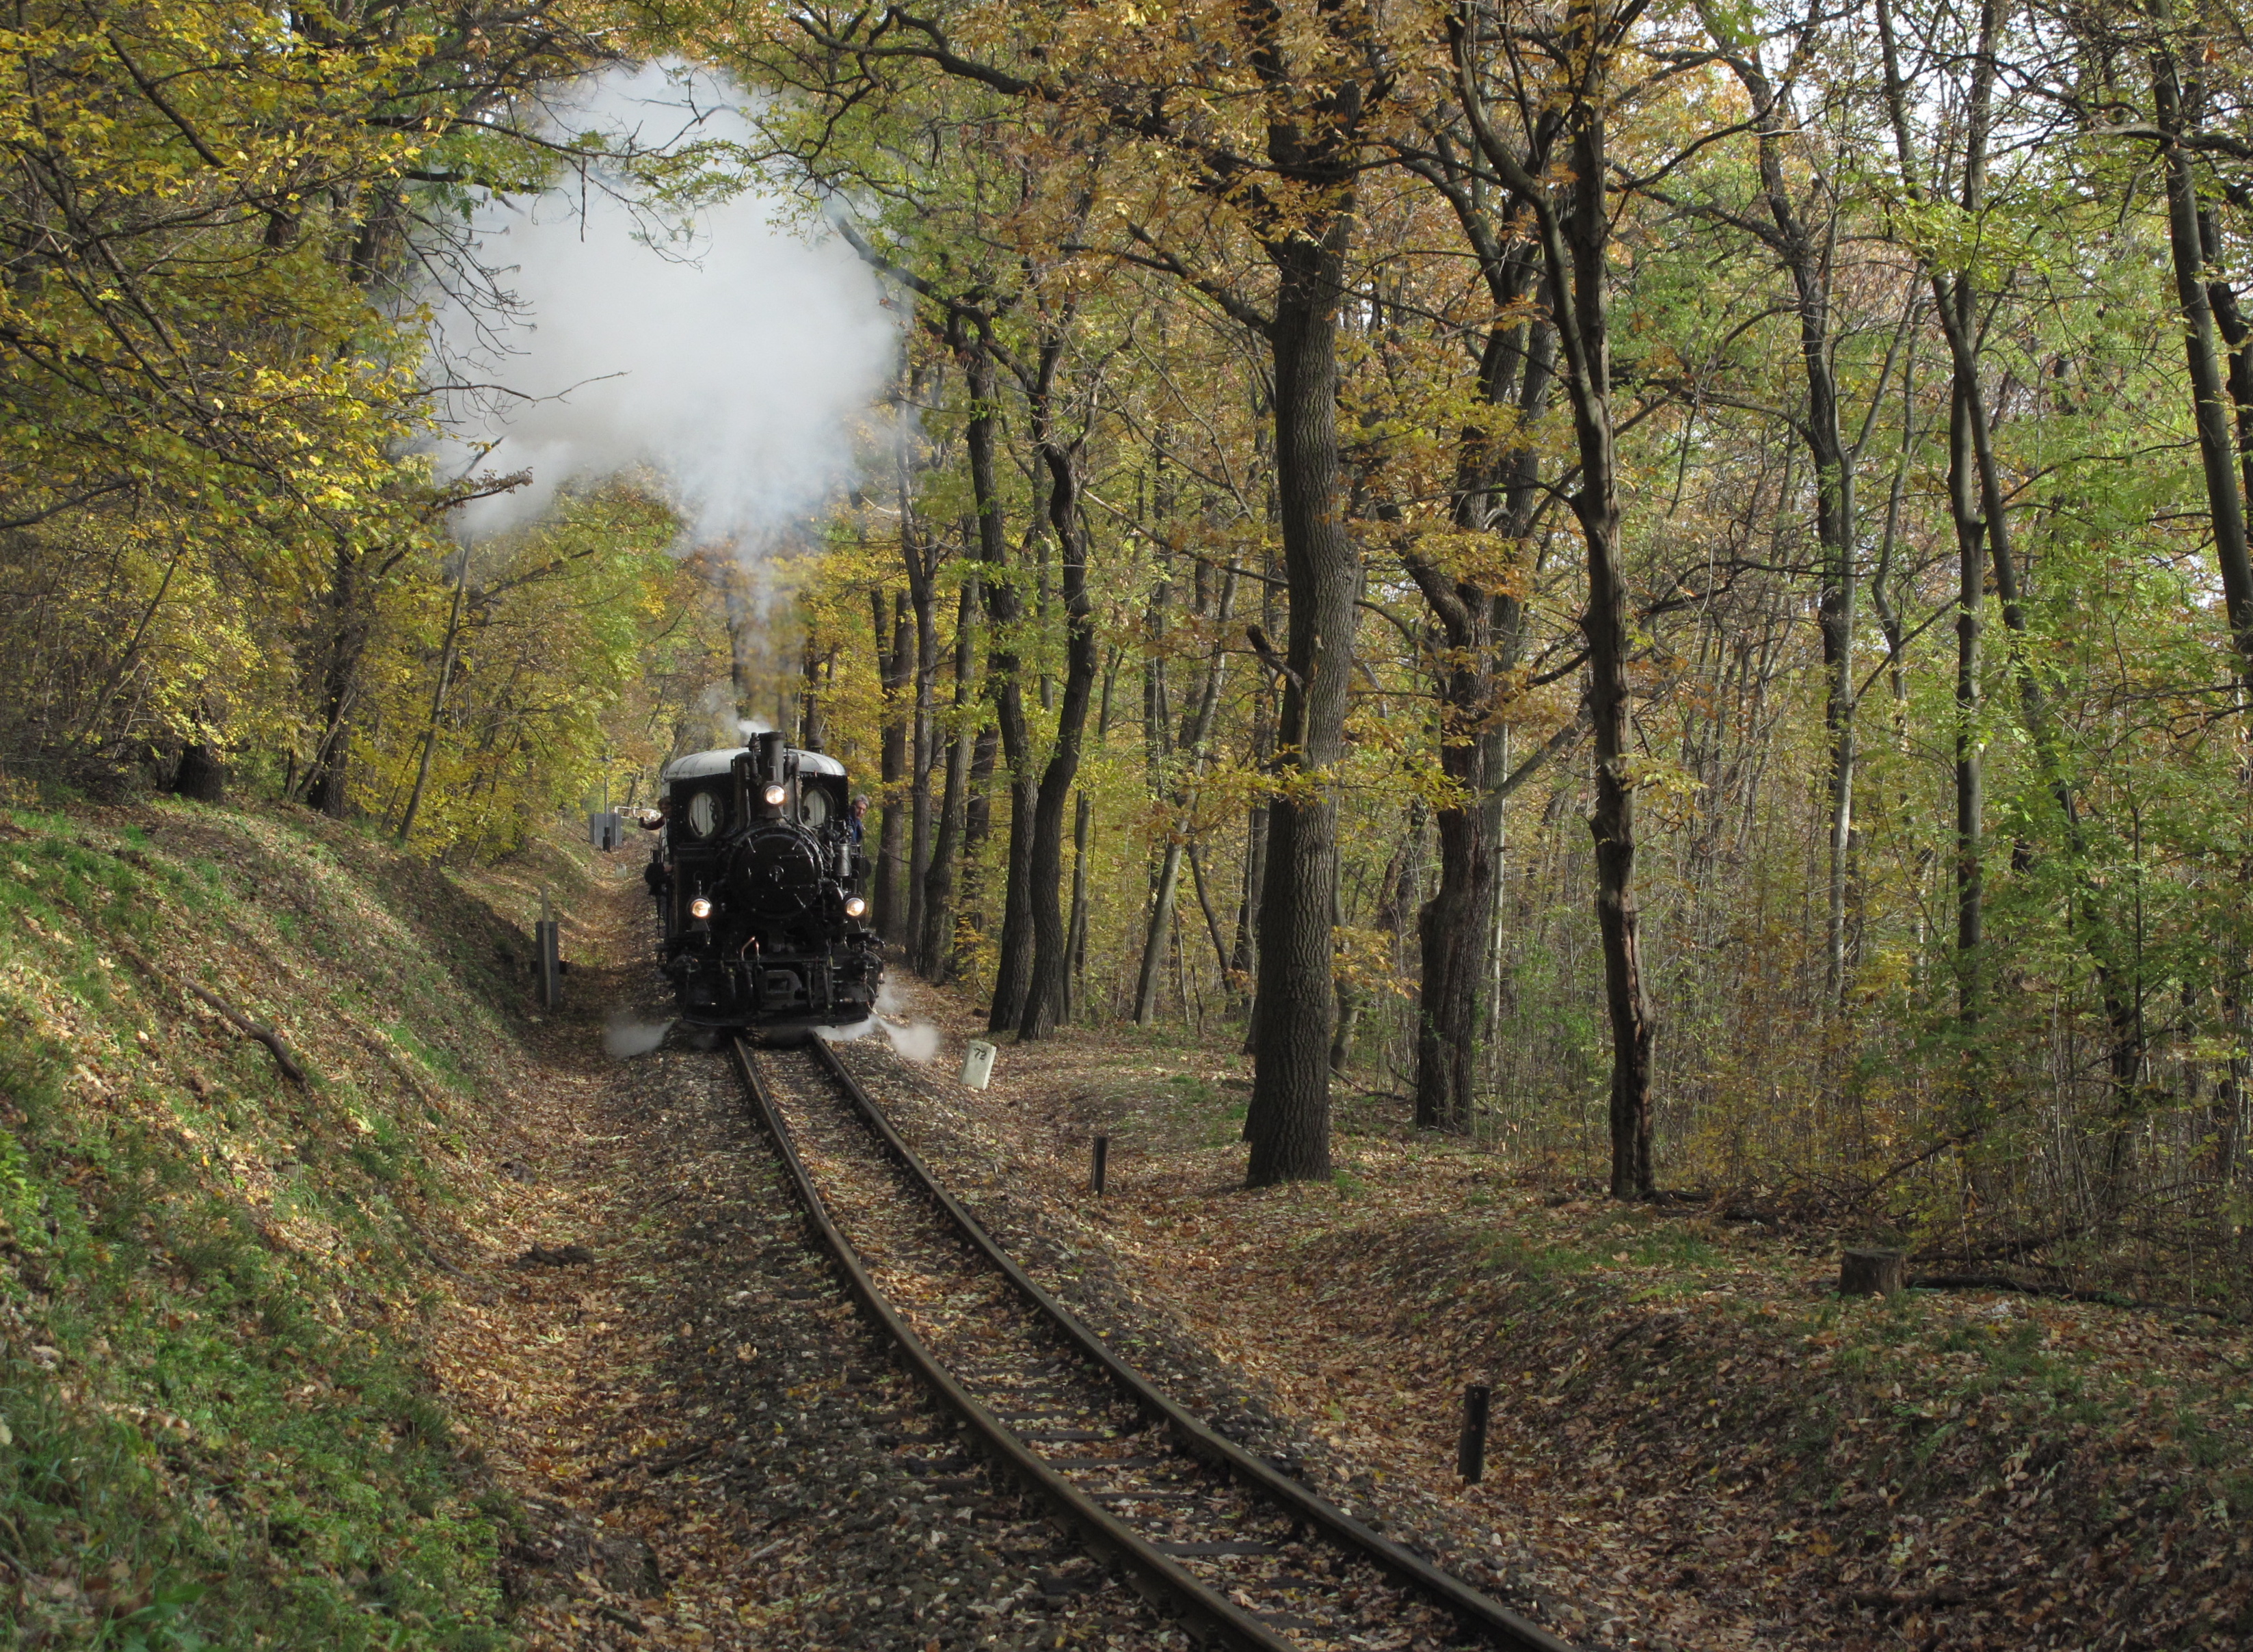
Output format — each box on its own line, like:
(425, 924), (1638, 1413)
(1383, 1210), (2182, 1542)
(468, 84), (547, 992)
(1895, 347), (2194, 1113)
(959, 1040), (997, 1090)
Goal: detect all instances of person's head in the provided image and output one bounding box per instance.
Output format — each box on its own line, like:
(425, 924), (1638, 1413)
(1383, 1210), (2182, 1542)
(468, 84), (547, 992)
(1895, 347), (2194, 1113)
(852, 794), (870, 816)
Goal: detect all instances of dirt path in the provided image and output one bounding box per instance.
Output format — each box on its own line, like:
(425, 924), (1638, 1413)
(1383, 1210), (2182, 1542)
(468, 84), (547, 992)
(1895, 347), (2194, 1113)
(424, 858), (1184, 1651)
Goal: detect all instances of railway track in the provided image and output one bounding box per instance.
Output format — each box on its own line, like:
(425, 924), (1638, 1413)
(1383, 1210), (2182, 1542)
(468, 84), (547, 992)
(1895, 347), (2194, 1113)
(734, 1035), (1579, 1652)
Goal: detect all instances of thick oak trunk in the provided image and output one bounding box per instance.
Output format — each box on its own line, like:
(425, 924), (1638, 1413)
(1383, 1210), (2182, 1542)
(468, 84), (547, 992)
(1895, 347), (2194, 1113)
(1018, 368), (1098, 1041)
(1245, 216), (1359, 1187)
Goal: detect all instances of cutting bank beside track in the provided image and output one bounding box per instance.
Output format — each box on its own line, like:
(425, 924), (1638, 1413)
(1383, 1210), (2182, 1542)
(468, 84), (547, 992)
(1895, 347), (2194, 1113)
(733, 1036), (1579, 1652)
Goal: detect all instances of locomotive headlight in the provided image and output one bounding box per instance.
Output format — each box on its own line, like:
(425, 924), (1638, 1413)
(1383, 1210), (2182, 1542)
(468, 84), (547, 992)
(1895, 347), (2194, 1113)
(689, 896), (714, 920)
(762, 782), (787, 807)
(844, 896), (867, 918)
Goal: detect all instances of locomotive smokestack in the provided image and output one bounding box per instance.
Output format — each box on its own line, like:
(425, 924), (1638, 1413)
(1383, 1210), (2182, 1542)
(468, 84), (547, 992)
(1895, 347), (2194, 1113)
(759, 731), (786, 786)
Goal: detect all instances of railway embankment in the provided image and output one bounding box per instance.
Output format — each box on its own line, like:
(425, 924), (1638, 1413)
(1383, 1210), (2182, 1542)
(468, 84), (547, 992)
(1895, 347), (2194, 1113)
(0, 790), (607, 1649)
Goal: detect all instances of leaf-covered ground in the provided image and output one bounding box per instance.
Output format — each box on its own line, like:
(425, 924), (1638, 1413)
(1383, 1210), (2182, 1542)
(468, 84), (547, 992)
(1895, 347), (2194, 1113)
(859, 983), (2253, 1651)
(14, 792), (2245, 1650)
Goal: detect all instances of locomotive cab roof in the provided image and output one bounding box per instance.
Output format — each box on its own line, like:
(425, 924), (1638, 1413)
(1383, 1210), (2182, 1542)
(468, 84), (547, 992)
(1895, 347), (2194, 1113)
(663, 745), (847, 784)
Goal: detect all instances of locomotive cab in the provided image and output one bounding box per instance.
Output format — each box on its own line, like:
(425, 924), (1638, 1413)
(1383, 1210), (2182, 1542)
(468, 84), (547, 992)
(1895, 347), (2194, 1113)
(654, 732), (881, 1032)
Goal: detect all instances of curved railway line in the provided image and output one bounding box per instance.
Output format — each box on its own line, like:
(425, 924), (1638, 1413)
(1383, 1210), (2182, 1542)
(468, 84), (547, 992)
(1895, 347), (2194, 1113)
(732, 1035), (1580, 1652)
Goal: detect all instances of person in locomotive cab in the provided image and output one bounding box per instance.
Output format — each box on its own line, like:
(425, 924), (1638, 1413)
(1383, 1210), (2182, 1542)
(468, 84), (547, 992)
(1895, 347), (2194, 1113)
(850, 794), (870, 845)
(640, 795), (669, 900)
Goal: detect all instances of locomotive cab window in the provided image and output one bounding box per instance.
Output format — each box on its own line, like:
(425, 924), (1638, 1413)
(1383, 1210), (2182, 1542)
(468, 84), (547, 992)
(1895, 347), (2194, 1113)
(684, 790), (722, 838)
(799, 787), (831, 829)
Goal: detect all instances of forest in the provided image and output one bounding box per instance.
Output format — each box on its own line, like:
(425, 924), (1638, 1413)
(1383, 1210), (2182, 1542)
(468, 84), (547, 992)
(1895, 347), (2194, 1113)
(7, 0), (2253, 1309)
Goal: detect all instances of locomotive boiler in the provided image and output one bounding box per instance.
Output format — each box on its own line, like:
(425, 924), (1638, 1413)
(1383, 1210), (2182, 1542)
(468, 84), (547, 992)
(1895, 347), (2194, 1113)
(648, 732), (882, 1033)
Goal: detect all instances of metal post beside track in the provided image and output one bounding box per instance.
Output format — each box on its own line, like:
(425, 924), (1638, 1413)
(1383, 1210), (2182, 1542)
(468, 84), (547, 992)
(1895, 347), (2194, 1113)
(535, 920), (560, 1008)
(1458, 1384), (1492, 1483)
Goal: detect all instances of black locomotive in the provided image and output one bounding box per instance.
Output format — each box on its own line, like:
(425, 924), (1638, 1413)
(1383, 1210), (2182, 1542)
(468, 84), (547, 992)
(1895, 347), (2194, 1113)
(647, 732), (882, 1032)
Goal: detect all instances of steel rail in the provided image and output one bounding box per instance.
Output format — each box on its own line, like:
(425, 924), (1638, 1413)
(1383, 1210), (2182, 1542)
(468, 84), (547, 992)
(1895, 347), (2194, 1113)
(732, 1038), (1296, 1651)
(792, 1035), (1579, 1652)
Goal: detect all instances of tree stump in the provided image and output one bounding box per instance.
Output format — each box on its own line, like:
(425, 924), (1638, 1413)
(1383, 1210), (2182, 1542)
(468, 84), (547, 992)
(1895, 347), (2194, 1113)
(1840, 1249), (1905, 1297)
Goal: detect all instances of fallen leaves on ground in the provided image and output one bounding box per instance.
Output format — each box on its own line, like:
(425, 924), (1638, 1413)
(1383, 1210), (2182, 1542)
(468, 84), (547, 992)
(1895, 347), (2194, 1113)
(843, 981), (2253, 1651)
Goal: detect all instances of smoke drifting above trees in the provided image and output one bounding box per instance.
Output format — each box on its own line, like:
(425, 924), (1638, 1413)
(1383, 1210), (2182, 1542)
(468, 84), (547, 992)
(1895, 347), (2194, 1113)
(436, 67), (898, 552)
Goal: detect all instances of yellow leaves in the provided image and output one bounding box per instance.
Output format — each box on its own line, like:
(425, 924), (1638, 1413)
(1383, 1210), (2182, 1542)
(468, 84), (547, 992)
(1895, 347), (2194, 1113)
(1389, 524), (1534, 600)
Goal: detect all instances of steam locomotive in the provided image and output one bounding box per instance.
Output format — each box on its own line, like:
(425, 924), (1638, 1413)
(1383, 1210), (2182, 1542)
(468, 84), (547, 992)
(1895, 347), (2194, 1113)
(648, 732), (883, 1034)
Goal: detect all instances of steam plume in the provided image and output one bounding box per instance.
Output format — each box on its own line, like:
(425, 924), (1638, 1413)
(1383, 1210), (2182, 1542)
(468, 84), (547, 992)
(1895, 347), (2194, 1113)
(435, 64), (896, 548)
(604, 1010), (673, 1058)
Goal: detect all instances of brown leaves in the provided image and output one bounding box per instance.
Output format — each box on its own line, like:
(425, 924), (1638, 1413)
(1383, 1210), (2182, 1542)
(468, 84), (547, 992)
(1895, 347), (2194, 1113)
(843, 970), (2253, 1652)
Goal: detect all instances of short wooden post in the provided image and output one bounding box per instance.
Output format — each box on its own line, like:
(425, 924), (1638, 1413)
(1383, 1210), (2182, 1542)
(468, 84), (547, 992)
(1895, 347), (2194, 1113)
(535, 920), (561, 1009)
(1456, 1383), (1491, 1482)
(1840, 1248), (1905, 1297)
(1091, 1134), (1109, 1197)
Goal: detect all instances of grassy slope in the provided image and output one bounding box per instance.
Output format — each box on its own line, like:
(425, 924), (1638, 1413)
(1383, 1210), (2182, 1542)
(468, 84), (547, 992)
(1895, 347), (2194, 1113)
(0, 795), (582, 1649)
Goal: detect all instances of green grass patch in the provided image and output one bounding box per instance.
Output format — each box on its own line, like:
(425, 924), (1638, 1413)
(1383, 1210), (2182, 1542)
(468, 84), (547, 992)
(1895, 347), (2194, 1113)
(0, 799), (554, 1649)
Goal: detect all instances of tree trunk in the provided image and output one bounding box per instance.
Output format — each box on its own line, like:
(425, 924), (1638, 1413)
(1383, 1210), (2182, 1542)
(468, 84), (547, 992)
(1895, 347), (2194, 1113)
(1229, 559), (1278, 1023)
(1134, 572), (1236, 1024)
(1553, 66), (1652, 1197)
(1880, 0), (1997, 1102)
(799, 636), (831, 752)
(171, 743), (225, 803)
(907, 519), (937, 962)
(301, 539), (365, 818)
(1018, 345), (1099, 1042)
(1404, 230), (1553, 1133)
(958, 345), (1037, 1031)
(1778, 202), (1858, 1014)
(2153, 27), (2253, 691)
(958, 723), (1000, 983)
(1948, 374), (1986, 1040)
(1065, 788), (1093, 1017)
(1245, 213), (1360, 1188)
(1709, 16), (1860, 1009)
(875, 587), (911, 944)
(1452, 0), (1653, 1196)
(721, 552), (763, 730)
(919, 577), (978, 980)
(397, 568), (467, 847)
(1339, 816), (1418, 1076)
(1135, 838), (1188, 1025)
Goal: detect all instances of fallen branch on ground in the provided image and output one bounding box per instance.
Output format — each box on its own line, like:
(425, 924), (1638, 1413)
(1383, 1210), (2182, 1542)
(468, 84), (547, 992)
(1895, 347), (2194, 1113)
(110, 938), (312, 1087)
(179, 981), (310, 1087)
(1907, 1272), (2232, 1320)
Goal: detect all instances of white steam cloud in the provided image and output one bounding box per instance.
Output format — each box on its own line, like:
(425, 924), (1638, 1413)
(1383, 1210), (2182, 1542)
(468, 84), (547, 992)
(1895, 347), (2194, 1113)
(436, 65), (897, 548)
(604, 1010), (673, 1058)
(817, 991), (942, 1065)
